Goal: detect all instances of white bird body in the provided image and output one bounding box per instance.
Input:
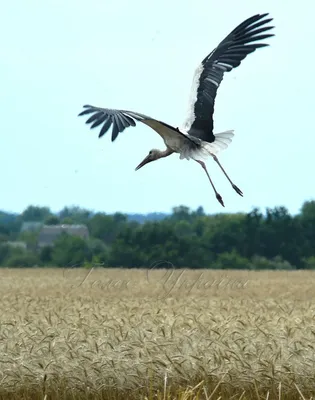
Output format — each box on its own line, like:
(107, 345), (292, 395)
(79, 13), (274, 206)
(139, 117), (234, 160)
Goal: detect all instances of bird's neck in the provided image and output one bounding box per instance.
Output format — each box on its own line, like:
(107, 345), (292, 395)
(158, 148), (174, 159)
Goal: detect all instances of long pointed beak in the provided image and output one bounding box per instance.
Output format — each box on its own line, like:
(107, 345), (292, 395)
(135, 155), (152, 171)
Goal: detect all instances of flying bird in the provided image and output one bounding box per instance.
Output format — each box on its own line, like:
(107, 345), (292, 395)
(78, 13), (274, 207)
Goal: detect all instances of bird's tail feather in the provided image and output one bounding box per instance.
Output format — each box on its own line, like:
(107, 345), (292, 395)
(206, 130), (234, 155)
(181, 130), (234, 161)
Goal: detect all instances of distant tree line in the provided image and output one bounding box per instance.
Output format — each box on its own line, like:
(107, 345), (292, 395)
(0, 201), (315, 269)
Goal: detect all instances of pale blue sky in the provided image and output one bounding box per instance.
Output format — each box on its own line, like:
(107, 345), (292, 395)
(1, 0), (314, 215)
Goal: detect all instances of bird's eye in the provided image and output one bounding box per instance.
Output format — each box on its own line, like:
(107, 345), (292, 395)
(149, 151), (153, 156)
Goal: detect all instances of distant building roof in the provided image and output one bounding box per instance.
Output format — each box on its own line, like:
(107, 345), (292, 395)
(21, 221), (43, 232)
(5, 241), (27, 249)
(37, 224), (89, 247)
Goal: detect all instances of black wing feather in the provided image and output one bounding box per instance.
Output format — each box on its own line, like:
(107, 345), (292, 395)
(99, 118), (112, 138)
(78, 106), (148, 141)
(185, 13), (275, 143)
(90, 113), (108, 128)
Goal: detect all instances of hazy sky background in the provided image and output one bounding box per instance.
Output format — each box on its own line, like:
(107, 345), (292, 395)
(1, 0), (314, 215)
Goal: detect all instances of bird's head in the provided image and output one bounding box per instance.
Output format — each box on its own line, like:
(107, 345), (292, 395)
(135, 149), (161, 171)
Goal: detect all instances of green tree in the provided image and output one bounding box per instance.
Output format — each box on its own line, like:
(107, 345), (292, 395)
(1, 200), (315, 270)
(0, 211), (21, 239)
(18, 231), (39, 251)
(61, 217), (74, 224)
(202, 213), (247, 256)
(174, 220), (194, 238)
(58, 206), (92, 224)
(88, 213), (130, 244)
(0, 244), (10, 265)
(169, 206), (192, 221)
(88, 238), (108, 264)
(299, 200), (315, 259)
(5, 253), (40, 267)
(213, 250), (251, 269)
(243, 208), (263, 258)
(51, 233), (91, 267)
(45, 215), (60, 225)
(259, 206), (302, 267)
(40, 246), (53, 264)
(21, 206), (51, 222)
(303, 256), (315, 269)
(251, 255), (293, 270)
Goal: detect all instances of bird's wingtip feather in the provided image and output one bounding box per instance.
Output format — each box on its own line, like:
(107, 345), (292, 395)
(78, 105), (98, 117)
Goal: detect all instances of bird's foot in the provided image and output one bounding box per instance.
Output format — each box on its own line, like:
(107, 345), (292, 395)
(232, 184), (243, 197)
(216, 193), (225, 207)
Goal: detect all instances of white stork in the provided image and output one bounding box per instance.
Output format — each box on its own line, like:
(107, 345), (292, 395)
(78, 13), (274, 207)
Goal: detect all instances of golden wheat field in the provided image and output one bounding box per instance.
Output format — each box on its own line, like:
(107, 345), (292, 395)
(0, 268), (315, 400)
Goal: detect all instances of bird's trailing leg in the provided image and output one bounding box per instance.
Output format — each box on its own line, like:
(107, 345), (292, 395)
(211, 155), (243, 197)
(195, 160), (224, 207)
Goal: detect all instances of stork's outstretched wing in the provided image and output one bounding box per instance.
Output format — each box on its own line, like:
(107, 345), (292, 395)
(78, 106), (149, 141)
(78, 105), (199, 148)
(183, 13), (274, 143)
